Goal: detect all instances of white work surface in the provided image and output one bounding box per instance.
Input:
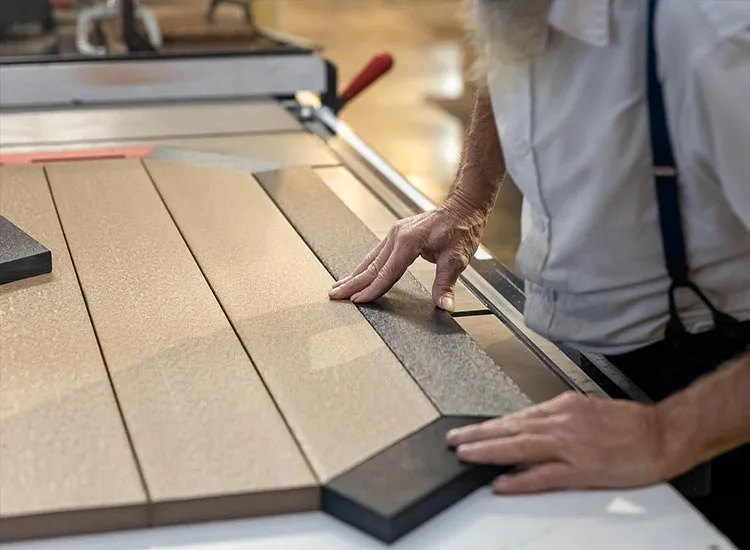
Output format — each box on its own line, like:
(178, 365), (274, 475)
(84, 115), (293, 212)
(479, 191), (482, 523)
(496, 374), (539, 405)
(0, 102), (735, 550)
(5, 486), (733, 550)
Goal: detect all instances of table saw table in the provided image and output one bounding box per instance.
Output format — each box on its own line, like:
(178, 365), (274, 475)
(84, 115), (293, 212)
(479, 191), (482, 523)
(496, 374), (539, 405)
(0, 42), (737, 549)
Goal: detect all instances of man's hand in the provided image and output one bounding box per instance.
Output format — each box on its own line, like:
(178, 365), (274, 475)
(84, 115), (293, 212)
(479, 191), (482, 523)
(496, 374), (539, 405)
(328, 203), (486, 311)
(446, 393), (673, 494)
(329, 87), (504, 311)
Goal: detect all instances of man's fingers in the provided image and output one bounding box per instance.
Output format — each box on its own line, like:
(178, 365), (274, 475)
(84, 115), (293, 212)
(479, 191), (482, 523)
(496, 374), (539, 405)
(432, 253), (466, 312)
(492, 463), (573, 495)
(446, 408), (550, 446)
(456, 435), (558, 466)
(329, 238), (394, 300)
(351, 243), (418, 303)
(330, 238), (387, 292)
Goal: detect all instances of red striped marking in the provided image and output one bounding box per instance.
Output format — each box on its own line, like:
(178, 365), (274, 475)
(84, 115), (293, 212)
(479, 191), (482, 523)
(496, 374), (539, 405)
(0, 146), (154, 166)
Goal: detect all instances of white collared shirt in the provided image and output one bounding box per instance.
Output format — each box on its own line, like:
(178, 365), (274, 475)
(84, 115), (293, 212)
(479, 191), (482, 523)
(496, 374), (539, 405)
(486, 0), (750, 354)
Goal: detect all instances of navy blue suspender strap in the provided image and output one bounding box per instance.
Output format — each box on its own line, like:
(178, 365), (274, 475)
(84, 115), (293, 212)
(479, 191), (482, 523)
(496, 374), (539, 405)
(646, 0), (740, 348)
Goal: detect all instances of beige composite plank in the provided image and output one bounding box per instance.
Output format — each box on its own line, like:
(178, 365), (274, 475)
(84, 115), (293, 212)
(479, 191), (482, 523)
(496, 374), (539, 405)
(314, 166), (488, 313)
(0, 166), (147, 541)
(146, 159), (439, 483)
(45, 159), (317, 527)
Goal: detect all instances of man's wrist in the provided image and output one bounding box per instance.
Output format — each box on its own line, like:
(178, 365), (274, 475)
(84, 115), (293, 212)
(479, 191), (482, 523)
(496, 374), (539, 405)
(653, 398), (699, 480)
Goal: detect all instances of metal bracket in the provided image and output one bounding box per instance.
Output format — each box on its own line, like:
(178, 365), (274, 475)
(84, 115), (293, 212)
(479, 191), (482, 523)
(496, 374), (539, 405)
(76, 0), (162, 56)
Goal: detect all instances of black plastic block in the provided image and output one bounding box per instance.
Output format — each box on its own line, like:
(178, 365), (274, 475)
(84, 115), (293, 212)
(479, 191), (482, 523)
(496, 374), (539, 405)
(0, 216), (52, 285)
(322, 416), (510, 544)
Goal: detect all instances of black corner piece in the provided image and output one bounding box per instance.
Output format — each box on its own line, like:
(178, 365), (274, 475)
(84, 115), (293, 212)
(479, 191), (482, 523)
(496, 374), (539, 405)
(322, 416), (510, 544)
(0, 216), (52, 286)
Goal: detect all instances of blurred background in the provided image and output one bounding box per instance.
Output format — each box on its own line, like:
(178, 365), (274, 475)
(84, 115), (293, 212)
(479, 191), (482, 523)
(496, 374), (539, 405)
(0, 0), (522, 267)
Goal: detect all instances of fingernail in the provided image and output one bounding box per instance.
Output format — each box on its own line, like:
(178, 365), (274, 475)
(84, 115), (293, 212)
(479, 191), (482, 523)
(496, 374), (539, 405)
(329, 287), (343, 299)
(492, 476), (510, 493)
(351, 292), (362, 303)
(456, 444), (474, 459)
(446, 428), (462, 444)
(332, 276), (350, 289)
(439, 296), (455, 312)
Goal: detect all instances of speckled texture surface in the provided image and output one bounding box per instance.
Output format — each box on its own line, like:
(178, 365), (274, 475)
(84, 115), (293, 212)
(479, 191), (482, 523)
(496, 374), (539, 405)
(0, 166), (147, 540)
(255, 168), (531, 416)
(323, 416), (510, 544)
(314, 167), (488, 314)
(0, 215), (51, 285)
(0, 101), (301, 147)
(146, 158), (439, 483)
(456, 316), (571, 403)
(45, 160), (317, 521)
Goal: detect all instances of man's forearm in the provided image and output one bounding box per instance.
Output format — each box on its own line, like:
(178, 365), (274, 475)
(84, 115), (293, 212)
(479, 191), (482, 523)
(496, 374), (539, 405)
(445, 86), (506, 218)
(658, 352), (750, 478)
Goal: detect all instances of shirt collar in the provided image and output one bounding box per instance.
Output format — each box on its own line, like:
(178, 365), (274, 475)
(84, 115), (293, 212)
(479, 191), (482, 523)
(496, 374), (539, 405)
(548, 0), (611, 47)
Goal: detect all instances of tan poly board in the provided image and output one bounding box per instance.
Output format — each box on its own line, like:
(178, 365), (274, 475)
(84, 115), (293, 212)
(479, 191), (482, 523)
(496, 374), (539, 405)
(45, 159), (317, 526)
(145, 159), (439, 483)
(0, 166), (147, 541)
(0, 101), (301, 147)
(315, 167), (488, 313)
(456, 315), (571, 403)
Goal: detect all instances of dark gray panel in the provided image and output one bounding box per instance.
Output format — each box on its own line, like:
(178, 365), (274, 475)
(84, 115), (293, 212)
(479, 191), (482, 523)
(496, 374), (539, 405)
(322, 416), (510, 544)
(254, 168), (531, 416)
(0, 215), (51, 285)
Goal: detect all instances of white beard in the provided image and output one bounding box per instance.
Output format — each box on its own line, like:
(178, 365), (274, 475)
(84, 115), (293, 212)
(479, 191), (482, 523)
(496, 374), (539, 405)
(467, 0), (552, 76)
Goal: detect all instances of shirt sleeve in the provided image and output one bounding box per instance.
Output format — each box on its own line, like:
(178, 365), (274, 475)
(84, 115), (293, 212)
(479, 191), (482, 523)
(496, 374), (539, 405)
(692, 34), (750, 230)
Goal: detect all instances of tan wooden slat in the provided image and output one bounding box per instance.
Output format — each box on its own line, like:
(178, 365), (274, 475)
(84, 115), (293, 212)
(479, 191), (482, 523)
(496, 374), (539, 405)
(145, 159), (439, 483)
(0, 165), (147, 541)
(45, 159), (317, 527)
(314, 167), (488, 313)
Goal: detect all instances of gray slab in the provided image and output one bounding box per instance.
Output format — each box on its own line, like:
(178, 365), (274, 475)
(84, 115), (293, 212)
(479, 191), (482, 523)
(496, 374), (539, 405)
(0, 101), (302, 147)
(323, 416), (507, 544)
(255, 168), (531, 416)
(456, 315), (571, 403)
(0, 215), (51, 285)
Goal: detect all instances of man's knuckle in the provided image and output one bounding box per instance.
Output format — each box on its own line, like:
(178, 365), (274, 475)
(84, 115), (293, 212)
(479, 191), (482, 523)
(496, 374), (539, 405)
(558, 392), (585, 408)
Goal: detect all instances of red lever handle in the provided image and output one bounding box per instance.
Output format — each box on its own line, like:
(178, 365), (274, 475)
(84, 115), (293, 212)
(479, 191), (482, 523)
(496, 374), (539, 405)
(341, 52), (394, 103)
